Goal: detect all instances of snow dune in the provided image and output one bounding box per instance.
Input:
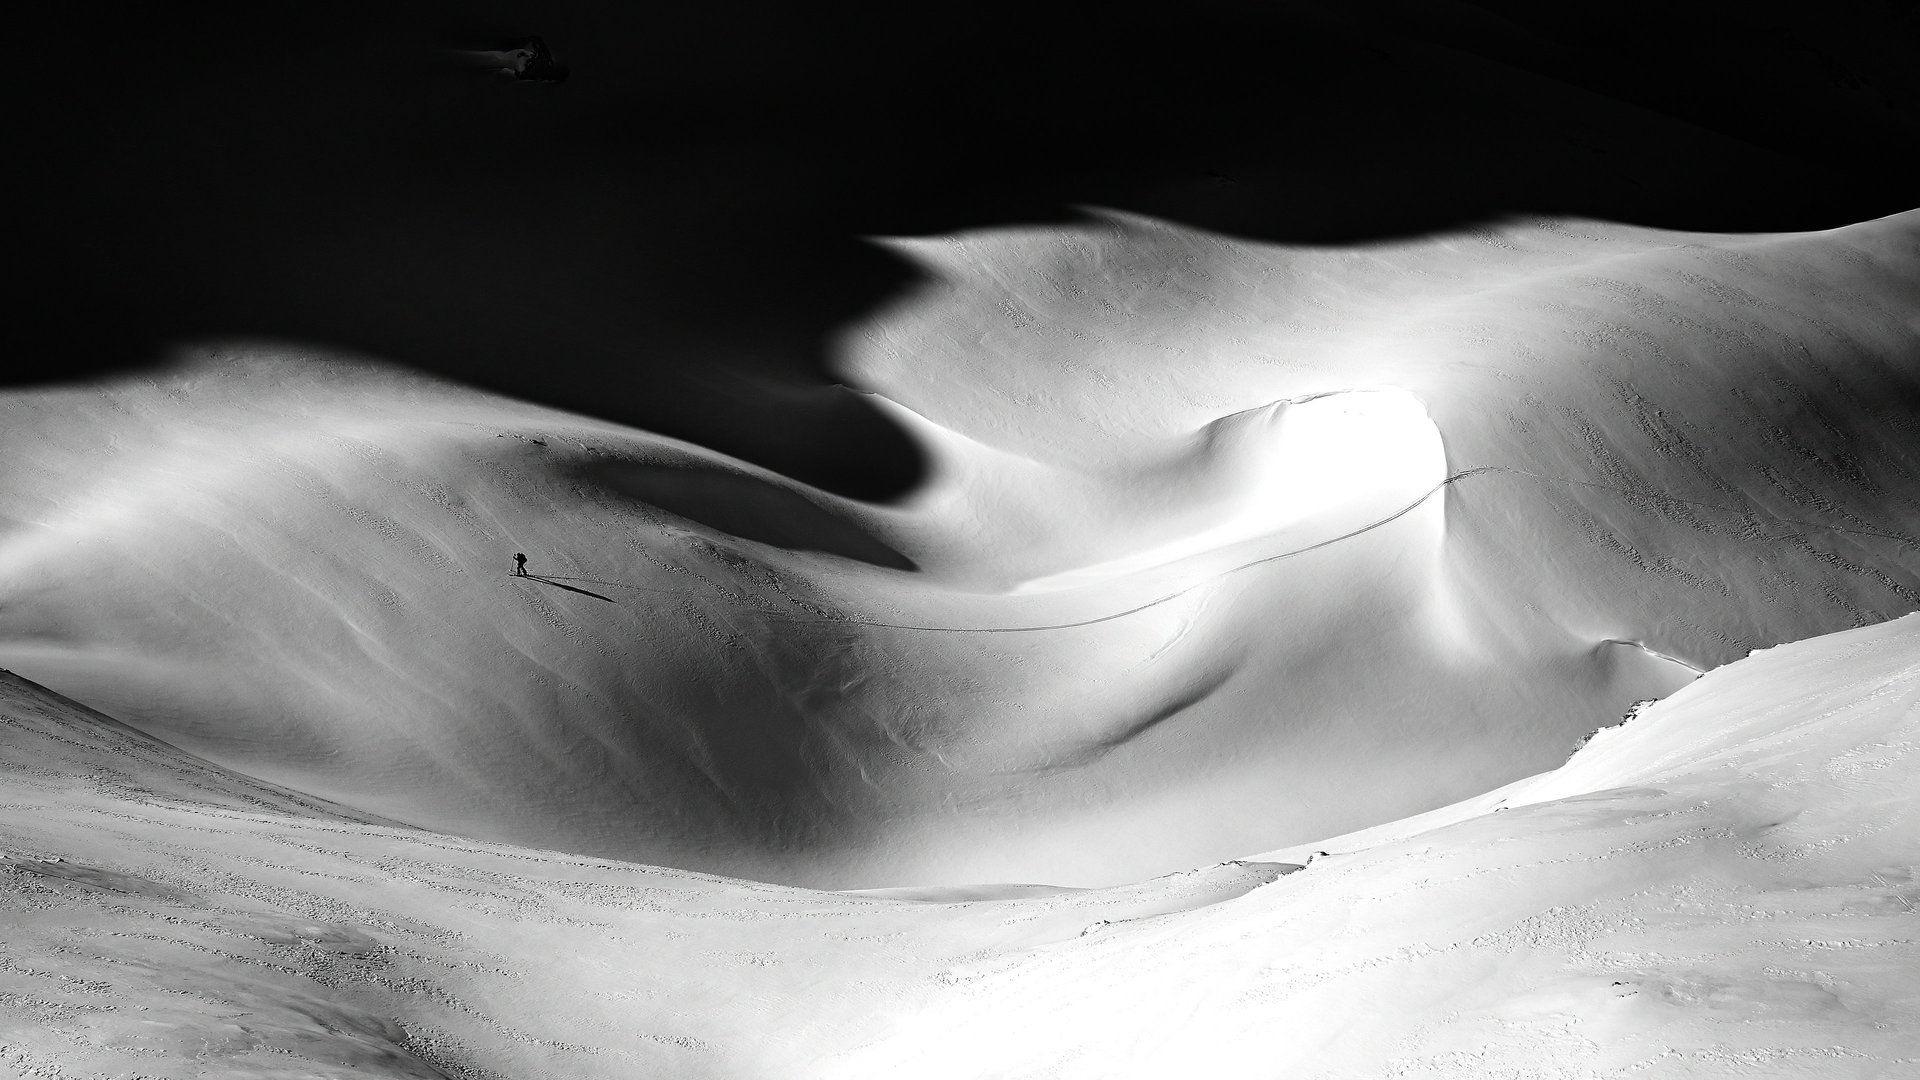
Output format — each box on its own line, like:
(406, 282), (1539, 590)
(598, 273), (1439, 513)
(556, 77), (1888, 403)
(3, 613), (1915, 1077)
(1, 211), (1917, 888)
(1006, 389), (1446, 594)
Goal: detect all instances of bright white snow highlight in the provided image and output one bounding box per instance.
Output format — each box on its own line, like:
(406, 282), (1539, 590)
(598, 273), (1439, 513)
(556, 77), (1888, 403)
(1012, 389), (1446, 593)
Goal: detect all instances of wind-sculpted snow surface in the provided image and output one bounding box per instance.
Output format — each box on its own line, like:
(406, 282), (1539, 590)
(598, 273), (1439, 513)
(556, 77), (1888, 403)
(2, 615), (1916, 1076)
(1, 211), (1917, 885)
(837, 614), (1920, 1078)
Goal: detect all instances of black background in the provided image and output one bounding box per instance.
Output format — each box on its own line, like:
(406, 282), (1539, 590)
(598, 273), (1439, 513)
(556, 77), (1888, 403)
(15, 1), (1918, 498)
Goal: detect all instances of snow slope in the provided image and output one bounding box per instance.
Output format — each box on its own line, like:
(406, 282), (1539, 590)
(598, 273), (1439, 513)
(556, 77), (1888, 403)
(4, 611), (1916, 1077)
(1, 210), (1917, 886)
(840, 612), (1920, 1078)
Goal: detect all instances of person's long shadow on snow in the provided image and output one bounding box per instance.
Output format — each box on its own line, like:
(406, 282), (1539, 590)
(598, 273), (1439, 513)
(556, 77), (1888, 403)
(516, 574), (618, 604)
(533, 575), (661, 594)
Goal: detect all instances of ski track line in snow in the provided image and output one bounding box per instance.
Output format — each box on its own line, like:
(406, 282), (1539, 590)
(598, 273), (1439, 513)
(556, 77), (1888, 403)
(760, 465), (1920, 636)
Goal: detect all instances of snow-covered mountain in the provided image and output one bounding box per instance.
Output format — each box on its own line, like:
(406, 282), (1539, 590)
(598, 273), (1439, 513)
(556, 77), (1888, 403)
(2, 211), (1915, 890)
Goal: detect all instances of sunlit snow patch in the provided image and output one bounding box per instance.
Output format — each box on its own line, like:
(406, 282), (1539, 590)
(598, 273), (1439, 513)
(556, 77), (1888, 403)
(1011, 388), (1446, 593)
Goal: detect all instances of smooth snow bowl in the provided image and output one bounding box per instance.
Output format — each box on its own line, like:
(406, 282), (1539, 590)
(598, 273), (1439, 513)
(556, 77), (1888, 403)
(1014, 388), (1446, 593)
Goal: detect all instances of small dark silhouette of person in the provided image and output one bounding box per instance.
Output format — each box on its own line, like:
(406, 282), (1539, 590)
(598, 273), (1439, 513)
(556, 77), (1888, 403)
(445, 36), (570, 83)
(513, 553), (528, 577)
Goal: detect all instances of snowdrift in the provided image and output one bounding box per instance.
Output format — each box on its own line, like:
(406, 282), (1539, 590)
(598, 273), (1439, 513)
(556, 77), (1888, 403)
(3, 611), (1916, 1077)
(1, 210), (1917, 886)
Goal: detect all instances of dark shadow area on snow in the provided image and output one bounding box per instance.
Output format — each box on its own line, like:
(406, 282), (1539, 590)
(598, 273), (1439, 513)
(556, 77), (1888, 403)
(2, 858), (203, 905)
(1002, 665), (1237, 775)
(13, 1), (1918, 500)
